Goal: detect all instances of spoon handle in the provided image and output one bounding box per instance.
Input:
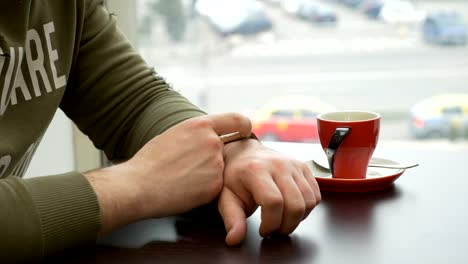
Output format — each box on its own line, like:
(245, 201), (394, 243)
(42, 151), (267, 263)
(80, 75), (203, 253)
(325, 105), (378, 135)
(311, 159), (419, 171)
(368, 163), (419, 169)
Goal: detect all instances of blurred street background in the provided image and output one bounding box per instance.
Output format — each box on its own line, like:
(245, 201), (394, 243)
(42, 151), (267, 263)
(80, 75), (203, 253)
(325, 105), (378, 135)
(136, 0), (468, 142)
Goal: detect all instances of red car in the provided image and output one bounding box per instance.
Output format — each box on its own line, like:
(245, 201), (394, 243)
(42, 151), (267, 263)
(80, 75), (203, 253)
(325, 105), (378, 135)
(252, 96), (337, 142)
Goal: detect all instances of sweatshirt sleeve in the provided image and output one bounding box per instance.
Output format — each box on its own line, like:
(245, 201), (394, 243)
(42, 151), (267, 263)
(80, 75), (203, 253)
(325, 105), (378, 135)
(0, 172), (100, 262)
(1, 1), (205, 262)
(60, 0), (205, 161)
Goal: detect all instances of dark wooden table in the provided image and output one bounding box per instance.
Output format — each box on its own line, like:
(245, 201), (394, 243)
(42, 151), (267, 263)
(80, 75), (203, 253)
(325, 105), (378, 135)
(49, 142), (468, 264)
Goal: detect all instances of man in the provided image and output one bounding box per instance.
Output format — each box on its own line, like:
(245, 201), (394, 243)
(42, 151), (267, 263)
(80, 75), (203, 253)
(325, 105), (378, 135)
(0, 1), (320, 262)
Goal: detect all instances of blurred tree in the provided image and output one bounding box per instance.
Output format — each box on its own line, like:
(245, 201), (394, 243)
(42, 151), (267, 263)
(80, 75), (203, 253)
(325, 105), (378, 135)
(153, 0), (187, 42)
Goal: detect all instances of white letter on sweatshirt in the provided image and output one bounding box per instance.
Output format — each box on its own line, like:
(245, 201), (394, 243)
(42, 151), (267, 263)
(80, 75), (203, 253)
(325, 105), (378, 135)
(44, 22), (66, 90)
(0, 47), (14, 115)
(11, 47), (32, 105)
(26, 28), (52, 97)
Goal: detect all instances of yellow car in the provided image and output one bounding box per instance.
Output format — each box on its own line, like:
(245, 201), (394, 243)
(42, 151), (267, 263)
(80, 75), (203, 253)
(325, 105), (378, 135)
(409, 93), (468, 139)
(252, 95), (337, 142)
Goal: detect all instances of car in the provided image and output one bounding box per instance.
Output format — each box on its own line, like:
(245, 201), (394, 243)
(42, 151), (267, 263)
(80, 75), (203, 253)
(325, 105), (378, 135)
(296, 1), (338, 24)
(252, 95), (337, 142)
(379, 0), (426, 24)
(342, 0), (365, 9)
(282, 0), (337, 24)
(359, 0), (385, 20)
(408, 94), (468, 139)
(195, 0), (273, 36)
(422, 11), (467, 46)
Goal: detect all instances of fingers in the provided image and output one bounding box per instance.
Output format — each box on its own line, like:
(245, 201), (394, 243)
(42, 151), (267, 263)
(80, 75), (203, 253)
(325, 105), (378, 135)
(293, 171), (318, 220)
(273, 173), (305, 235)
(242, 174), (284, 237)
(244, 161), (321, 237)
(205, 113), (252, 138)
(218, 188), (247, 246)
(301, 163), (321, 210)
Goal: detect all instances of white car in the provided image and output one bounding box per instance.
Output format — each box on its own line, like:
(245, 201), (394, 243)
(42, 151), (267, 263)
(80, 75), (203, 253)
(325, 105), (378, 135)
(379, 0), (426, 24)
(196, 0), (272, 36)
(282, 0), (305, 15)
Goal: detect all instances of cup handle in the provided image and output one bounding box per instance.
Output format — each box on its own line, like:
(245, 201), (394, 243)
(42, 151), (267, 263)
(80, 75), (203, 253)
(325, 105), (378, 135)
(325, 127), (350, 176)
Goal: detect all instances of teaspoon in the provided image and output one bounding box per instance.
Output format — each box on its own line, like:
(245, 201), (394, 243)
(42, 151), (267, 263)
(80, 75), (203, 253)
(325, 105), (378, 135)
(312, 159), (419, 171)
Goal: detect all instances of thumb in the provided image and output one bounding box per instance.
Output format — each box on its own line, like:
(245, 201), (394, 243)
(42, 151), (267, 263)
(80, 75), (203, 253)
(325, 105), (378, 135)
(218, 188), (247, 246)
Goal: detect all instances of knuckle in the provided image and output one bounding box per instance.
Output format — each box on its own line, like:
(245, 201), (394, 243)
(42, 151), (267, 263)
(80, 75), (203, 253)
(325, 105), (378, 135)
(244, 159), (264, 174)
(264, 193), (284, 209)
(192, 117), (212, 130)
(316, 191), (322, 204)
(231, 112), (243, 124)
(288, 200), (306, 217)
(231, 112), (251, 128)
(305, 198), (317, 211)
(206, 135), (223, 151)
(271, 157), (287, 172)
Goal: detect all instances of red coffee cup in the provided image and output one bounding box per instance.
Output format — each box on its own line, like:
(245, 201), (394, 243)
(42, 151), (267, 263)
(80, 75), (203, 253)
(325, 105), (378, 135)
(317, 111), (380, 179)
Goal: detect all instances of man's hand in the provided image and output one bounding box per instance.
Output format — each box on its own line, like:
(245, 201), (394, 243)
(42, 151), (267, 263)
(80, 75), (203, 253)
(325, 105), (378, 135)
(218, 139), (321, 245)
(86, 113), (252, 235)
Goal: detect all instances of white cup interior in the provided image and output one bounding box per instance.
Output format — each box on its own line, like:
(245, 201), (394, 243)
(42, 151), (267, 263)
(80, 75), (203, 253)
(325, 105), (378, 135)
(318, 111), (380, 122)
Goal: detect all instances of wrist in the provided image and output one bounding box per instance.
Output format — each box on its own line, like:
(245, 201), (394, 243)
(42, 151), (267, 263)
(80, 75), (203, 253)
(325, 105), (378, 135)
(224, 137), (263, 157)
(84, 163), (144, 235)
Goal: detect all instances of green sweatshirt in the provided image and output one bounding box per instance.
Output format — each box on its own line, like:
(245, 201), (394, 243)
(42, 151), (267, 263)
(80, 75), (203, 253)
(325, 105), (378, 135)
(0, 0), (204, 261)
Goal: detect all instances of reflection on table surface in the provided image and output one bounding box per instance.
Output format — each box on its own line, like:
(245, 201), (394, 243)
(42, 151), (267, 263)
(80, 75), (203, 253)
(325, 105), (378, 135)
(48, 141), (468, 264)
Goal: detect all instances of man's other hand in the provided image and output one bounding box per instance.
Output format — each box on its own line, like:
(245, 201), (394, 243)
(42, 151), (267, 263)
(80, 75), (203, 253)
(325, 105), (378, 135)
(218, 139), (321, 246)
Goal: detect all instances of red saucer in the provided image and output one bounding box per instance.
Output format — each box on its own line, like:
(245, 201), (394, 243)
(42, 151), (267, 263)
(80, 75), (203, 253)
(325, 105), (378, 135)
(306, 158), (405, 193)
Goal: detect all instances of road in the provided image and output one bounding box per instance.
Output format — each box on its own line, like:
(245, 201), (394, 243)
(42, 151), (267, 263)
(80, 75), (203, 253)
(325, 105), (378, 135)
(140, 0), (468, 140)
(201, 48), (468, 114)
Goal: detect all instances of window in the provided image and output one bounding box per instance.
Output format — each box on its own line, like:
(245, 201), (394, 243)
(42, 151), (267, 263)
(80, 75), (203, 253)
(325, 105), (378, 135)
(300, 109), (319, 119)
(271, 109), (295, 118)
(135, 0), (468, 143)
(442, 106), (463, 115)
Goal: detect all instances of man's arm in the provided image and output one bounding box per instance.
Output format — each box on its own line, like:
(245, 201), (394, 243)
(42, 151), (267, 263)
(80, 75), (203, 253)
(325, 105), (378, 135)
(0, 113), (252, 262)
(83, 113), (252, 235)
(59, 1), (321, 247)
(0, 2), (252, 262)
(0, 173), (100, 262)
(60, 0), (205, 161)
